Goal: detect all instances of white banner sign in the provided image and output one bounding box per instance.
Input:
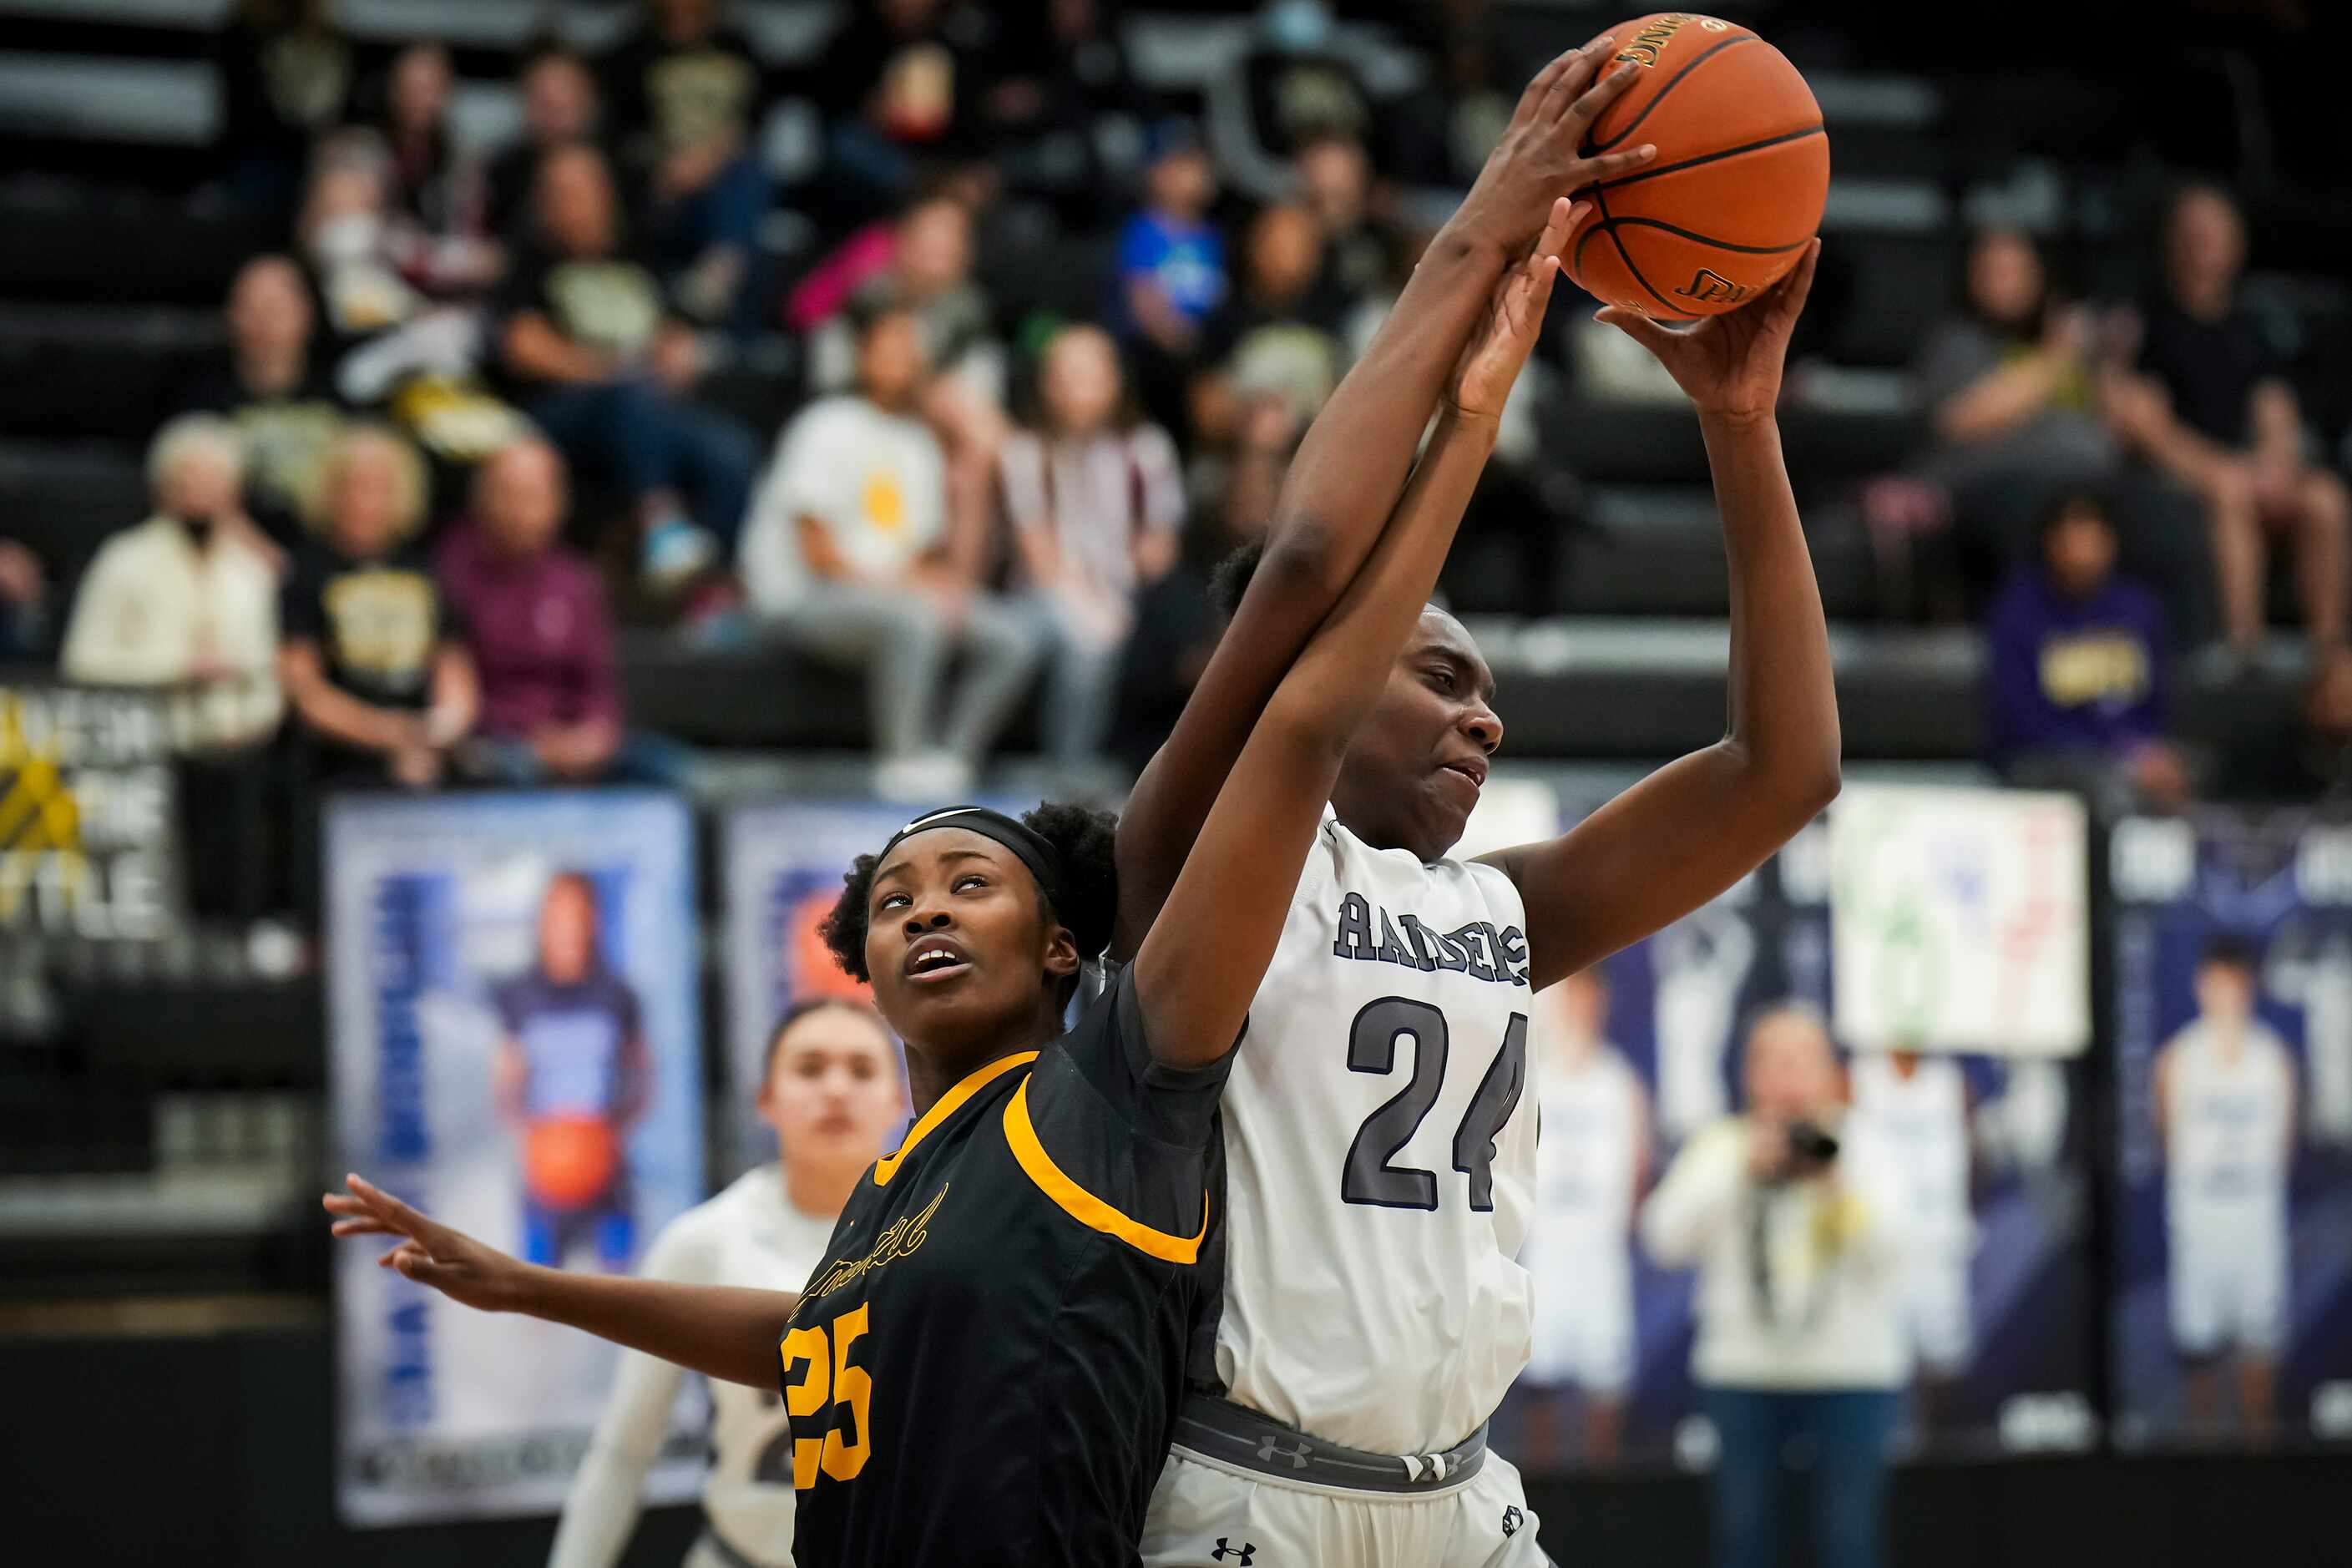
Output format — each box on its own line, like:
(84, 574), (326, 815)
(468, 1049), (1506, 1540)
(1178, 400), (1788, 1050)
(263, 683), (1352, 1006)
(1829, 784), (2090, 1056)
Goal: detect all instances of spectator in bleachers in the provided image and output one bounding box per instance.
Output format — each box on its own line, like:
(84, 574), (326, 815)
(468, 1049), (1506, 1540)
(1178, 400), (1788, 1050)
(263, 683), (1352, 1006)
(299, 133), (427, 367)
(1908, 226), (2206, 635)
(2110, 184), (2351, 657)
(740, 301), (1042, 800)
(1206, 0), (1380, 203)
(438, 438), (681, 786)
(1110, 118), (1227, 437)
(599, 0), (771, 332)
(60, 416), (283, 747)
(377, 43), (503, 299)
(1917, 229), (2119, 542)
(180, 255), (346, 549)
(800, 195), (1008, 561)
(999, 324), (1183, 770)
(280, 424), (475, 787)
(1985, 489), (2189, 811)
(976, 0), (1142, 220)
(217, 0), (354, 221)
(1190, 201), (1346, 448)
(487, 47), (605, 240)
(0, 540), (47, 662)
(817, 0), (997, 215)
(1295, 130), (1388, 309)
(495, 141), (759, 591)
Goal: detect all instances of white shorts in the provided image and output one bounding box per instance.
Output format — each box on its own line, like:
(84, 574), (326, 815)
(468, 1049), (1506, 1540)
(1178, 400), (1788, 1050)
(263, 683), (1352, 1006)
(1525, 1257), (1633, 1395)
(1899, 1254), (1973, 1376)
(2170, 1225), (2287, 1357)
(1141, 1448), (1549, 1568)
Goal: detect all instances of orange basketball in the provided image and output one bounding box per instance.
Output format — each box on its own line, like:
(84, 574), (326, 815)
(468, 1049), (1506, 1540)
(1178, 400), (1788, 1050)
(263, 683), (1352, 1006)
(1564, 13), (1828, 318)
(524, 1115), (620, 1210)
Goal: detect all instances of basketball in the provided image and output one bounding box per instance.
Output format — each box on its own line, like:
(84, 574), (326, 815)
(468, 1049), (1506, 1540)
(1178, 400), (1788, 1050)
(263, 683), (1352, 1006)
(523, 1115), (621, 1211)
(1565, 13), (1829, 318)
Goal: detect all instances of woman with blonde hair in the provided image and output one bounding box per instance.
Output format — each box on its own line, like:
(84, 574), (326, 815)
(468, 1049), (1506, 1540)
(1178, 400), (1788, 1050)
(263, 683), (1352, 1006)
(280, 421), (475, 787)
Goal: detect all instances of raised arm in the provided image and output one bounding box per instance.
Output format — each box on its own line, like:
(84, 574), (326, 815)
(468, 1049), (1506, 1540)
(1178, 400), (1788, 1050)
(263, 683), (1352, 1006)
(1483, 244), (1843, 991)
(326, 1175), (795, 1392)
(1132, 208), (1573, 1063)
(1109, 44), (1654, 959)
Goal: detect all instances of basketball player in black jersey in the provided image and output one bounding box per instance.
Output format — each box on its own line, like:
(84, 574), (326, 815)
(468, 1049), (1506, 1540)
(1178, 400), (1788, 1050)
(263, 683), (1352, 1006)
(325, 190), (1586, 1565)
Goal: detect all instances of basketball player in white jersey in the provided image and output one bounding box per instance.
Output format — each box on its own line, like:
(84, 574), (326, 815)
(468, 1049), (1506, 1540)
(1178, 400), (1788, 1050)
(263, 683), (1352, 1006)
(547, 1000), (903, 1568)
(2154, 936), (2298, 1437)
(1521, 967), (1650, 1468)
(1848, 1050), (1976, 1436)
(1105, 40), (1841, 1564)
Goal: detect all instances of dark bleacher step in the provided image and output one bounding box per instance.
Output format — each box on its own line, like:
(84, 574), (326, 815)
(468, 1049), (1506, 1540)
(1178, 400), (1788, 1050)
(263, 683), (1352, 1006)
(0, 190), (274, 305)
(0, 439), (149, 589)
(1546, 397), (1923, 492)
(1469, 621), (1986, 761)
(0, 305), (219, 443)
(1809, 225), (1961, 370)
(617, 629), (872, 751)
(1564, 487), (1875, 620)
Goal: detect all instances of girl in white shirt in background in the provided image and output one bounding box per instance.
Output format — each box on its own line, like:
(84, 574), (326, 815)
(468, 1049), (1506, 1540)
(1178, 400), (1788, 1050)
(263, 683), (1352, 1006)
(999, 325), (1185, 771)
(1642, 1003), (1908, 1568)
(548, 999), (905, 1568)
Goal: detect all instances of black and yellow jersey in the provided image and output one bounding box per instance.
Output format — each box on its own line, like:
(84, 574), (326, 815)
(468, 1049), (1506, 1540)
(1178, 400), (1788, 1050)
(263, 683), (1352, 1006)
(777, 965), (1231, 1567)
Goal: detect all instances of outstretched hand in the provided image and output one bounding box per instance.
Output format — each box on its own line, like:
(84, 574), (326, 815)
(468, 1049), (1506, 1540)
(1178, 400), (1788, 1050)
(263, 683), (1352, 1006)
(1596, 239), (1822, 425)
(1452, 40), (1656, 255)
(1451, 196), (1583, 419)
(324, 1173), (529, 1313)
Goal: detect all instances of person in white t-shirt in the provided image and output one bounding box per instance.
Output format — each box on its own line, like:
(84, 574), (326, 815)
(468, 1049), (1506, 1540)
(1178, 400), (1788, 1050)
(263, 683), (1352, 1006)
(1521, 965), (1650, 1467)
(739, 301), (1044, 800)
(547, 998), (906, 1568)
(2154, 935), (2297, 1438)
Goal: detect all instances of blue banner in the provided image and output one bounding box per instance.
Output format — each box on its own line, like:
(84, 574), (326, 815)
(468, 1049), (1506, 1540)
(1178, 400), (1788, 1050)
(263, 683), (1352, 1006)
(328, 792), (706, 1525)
(2110, 809), (2352, 1448)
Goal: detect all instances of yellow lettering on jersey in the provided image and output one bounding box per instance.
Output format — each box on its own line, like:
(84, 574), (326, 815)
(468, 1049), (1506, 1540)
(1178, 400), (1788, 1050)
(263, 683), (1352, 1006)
(1002, 1078), (1210, 1264)
(807, 1181), (948, 1301)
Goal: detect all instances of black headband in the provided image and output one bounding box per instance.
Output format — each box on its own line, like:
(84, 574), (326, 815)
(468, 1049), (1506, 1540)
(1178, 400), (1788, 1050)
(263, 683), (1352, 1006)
(876, 806), (1069, 919)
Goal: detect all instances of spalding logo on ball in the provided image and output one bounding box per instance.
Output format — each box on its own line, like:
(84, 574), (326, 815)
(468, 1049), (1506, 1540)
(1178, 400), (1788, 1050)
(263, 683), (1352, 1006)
(1564, 13), (1829, 318)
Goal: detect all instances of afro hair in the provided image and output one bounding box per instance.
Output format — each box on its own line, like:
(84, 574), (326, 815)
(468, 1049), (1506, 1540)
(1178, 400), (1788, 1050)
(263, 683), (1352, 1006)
(817, 802), (1120, 993)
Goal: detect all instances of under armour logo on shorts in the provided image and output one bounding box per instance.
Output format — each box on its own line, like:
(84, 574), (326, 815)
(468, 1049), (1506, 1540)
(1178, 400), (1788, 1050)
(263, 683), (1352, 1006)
(1255, 1436), (1312, 1469)
(1211, 1539), (1257, 1565)
(1502, 1505), (1525, 1537)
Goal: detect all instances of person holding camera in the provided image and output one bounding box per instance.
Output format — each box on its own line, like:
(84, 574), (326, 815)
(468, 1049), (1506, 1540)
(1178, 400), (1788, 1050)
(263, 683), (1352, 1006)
(1641, 1003), (1908, 1568)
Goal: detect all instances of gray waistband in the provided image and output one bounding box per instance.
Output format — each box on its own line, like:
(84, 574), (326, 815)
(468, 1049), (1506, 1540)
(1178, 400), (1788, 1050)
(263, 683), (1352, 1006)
(1171, 1393), (1489, 1495)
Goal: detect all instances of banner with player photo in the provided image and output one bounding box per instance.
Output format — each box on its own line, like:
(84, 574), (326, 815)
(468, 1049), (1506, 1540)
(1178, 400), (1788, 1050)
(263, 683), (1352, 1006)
(1506, 789), (2097, 1472)
(719, 798), (918, 1177)
(2108, 808), (2352, 1449)
(327, 792), (706, 1525)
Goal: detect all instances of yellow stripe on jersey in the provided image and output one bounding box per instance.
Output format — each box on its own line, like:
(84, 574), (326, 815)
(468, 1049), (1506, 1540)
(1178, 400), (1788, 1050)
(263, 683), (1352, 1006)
(1001, 1077), (1209, 1264)
(873, 1050), (1038, 1186)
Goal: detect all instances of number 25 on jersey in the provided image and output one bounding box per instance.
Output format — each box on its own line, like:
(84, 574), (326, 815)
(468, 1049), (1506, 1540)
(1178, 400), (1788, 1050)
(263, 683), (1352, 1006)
(779, 1304), (873, 1489)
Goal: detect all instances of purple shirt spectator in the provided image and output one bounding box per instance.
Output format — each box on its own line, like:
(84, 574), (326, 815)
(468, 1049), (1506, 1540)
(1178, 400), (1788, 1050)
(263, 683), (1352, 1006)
(1985, 568), (2168, 768)
(436, 517), (621, 740)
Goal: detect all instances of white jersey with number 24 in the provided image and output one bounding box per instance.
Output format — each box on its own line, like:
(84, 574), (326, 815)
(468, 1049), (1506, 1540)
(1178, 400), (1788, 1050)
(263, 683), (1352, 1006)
(1206, 808), (1539, 1456)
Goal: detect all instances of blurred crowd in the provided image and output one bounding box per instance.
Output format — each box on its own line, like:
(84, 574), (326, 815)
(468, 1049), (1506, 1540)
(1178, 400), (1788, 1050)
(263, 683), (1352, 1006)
(0, 0), (2348, 923)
